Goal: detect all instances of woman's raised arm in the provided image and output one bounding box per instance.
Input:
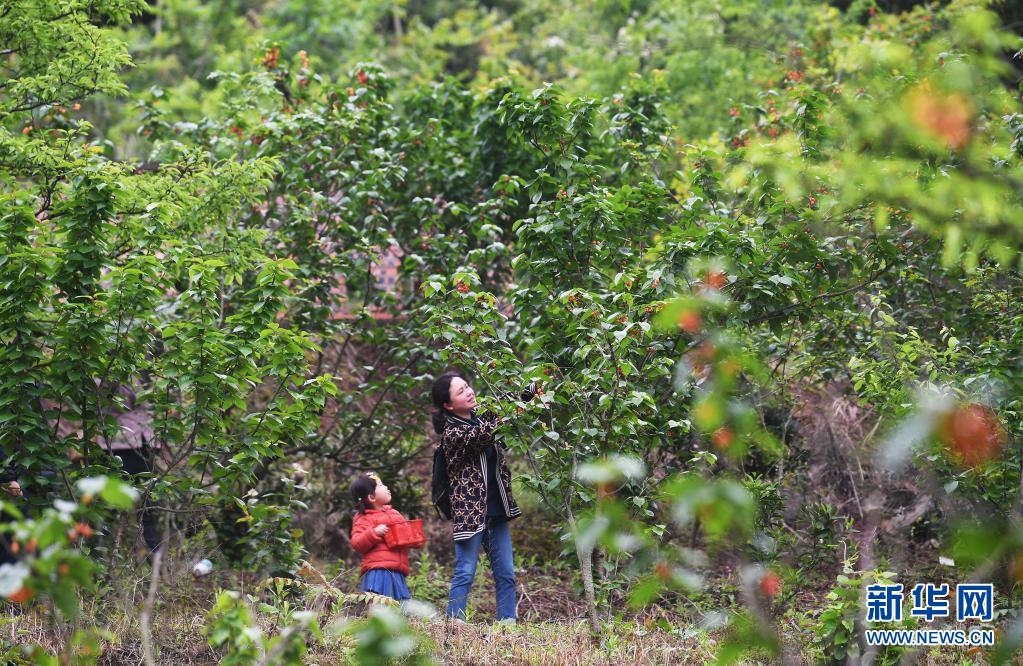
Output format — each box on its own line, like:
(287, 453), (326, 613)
(442, 412), (500, 462)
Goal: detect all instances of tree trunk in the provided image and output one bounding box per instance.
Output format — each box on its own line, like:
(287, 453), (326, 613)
(567, 507), (600, 633)
(856, 490), (884, 666)
(392, 8), (403, 38)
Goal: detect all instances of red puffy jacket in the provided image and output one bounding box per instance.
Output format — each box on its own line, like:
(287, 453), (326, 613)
(350, 506), (411, 575)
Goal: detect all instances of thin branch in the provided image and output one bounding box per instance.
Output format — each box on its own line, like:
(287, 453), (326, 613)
(140, 545), (164, 666)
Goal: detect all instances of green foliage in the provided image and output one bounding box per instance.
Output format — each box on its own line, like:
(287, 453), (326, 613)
(6, 0), (1023, 661)
(813, 569), (865, 664)
(0, 0), (143, 116)
(738, 4), (1023, 265)
(206, 589), (321, 665)
(0, 477), (136, 663)
(665, 475), (755, 544)
(741, 473), (783, 532)
(714, 610), (781, 665)
(813, 568), (913, 665)
(798, 501), (853, 569)
(211, 485), (307, 575)
(1, 0), (334, 578)
(406, 551), (449, 604)
(335, 605), (434, 666)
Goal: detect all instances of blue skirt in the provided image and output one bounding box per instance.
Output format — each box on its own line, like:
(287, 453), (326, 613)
(359, 569), (410, 601)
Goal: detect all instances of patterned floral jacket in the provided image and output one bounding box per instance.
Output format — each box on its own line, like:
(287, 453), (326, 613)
(441, 411), (521, 541)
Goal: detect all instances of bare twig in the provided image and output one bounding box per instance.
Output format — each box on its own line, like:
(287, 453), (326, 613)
(140, 545), (164, 666)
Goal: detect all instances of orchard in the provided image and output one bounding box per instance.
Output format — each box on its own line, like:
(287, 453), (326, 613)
(2, 0), (1023, 663)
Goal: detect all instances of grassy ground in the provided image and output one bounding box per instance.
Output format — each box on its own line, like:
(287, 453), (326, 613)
(1, 549), (994, 665)
(415, 618), (712, 665)
(5, 612), (713, 665)
(2, 555), (712, 664)
(0, 488), (996, 665)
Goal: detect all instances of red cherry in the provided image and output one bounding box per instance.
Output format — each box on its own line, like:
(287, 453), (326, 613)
(940, 404), (1005, 467)
(760, 571), (782, 597)
(705, 271), (727, 290)
(7, 587), (33, 604)
(711, 427), (734, 450)
(677, 310), (701, 334)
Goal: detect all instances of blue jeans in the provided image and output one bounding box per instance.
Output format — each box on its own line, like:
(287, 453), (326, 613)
(446, 519), (516, 621)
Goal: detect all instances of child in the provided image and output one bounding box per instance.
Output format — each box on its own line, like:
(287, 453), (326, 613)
(350, 473), (414, 601)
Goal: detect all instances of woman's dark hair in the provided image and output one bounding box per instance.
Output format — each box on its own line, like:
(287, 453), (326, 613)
(431, 370), (468, 434)
(350, 474), (378, 514)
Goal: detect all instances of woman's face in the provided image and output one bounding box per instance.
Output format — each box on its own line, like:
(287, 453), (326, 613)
(444, 377), (477, 414)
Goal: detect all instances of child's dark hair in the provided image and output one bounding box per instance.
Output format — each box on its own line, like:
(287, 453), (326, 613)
(431, 370), (468, 434)
(350, 474), (378, 514)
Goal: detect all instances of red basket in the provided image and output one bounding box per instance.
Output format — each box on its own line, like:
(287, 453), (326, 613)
(384, 519), (426, 549)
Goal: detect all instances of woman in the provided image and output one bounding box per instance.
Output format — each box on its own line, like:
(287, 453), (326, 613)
(431, 370), (535, 623)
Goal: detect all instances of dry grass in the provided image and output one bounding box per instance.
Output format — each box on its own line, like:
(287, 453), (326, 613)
(415, 618), (713, 665)
(3, 607), (718, 665)
(2, 598), (993, 665)
(0, 551), (731, 666)
(0, 552), (995, 665)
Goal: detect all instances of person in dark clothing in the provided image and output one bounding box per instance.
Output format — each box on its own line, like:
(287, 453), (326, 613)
(483, 441), (505, 521)
(431, 371), (537, 622)
(45, 381), (162, 552)
(98, 382), (163, 552)
(115, 448), (162, 552)
(0, 470), (24, 565)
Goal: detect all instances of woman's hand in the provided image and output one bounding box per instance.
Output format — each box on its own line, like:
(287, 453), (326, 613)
(374, 524), (389, 537)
